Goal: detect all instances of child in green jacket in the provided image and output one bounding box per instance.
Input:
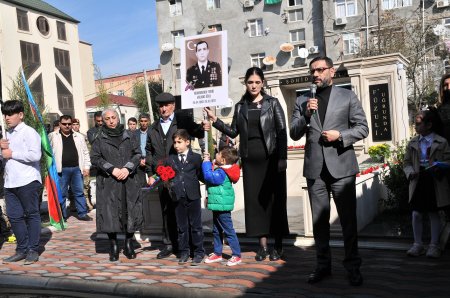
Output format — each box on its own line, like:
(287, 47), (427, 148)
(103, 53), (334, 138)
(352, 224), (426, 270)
(202, 147), (241, 266)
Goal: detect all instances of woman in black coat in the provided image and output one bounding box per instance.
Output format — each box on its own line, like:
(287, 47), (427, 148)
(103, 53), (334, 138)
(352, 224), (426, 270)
(91, 109), (143, 261)
(204, 67), (289, 261)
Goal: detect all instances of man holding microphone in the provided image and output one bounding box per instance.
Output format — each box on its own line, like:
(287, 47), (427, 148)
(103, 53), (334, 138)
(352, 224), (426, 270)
(290, 56), (368, 286)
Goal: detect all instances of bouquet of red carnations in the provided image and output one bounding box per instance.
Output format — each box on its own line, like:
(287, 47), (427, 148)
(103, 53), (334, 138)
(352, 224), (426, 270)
(145, 165), (176, 190)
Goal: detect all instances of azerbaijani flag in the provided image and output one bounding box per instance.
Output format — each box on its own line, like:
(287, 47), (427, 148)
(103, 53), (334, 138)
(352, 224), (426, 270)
(20, 69), (66, 230)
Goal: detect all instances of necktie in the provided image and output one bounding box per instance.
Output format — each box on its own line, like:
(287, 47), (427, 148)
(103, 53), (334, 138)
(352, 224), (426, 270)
(201, 65), (205, 74)
(180, 154), (185, 164)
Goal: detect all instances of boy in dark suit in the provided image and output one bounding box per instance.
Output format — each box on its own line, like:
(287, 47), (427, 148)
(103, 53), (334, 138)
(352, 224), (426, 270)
(169, 129), (204, 265)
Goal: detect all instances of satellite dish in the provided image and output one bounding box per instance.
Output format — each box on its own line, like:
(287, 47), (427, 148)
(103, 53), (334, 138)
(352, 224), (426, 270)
(298, 47), (309, 59)
(262, 55), (276, 65)
(280, 43), (294, 52)
(433, 24), (446, 36)
(161, 43), (174, 51)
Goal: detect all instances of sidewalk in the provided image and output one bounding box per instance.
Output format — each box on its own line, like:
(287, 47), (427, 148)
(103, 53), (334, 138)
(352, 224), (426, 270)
(0, 210), (450, 297)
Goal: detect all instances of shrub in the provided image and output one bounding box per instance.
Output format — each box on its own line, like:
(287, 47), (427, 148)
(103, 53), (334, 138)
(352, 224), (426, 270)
(368, 143), (391, 162)
(380, 140), (409, 211)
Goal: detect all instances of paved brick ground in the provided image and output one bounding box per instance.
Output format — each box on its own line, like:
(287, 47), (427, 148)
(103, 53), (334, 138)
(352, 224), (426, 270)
(0, 211), (450, 297)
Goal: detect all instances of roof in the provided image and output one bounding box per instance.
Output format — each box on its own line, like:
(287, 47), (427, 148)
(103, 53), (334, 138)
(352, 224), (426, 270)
(85, 94), (137, 108)
(3, 0), (79, 23)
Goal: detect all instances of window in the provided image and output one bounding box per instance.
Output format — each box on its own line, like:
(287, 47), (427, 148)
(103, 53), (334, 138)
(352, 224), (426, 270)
(175, 64), (181, 80)
(20, 41), (40, 77)
(56, 76), (74, 117)
(30, 74), (44, 107)
(169, 0), (182, 16)
(36, 16), (49, 36)
(116, 90), (125, 96)
(171, 30), (184, 48)
(290, 29), (305, 43)
(208, 24), (222, 32)
(343, 33), (360, 55)
(17, 9), (29, 31)
(251, 53), (265, 68)
(248, 19), (263, 37)
(288, 9), (303, 22)
(288, 0), (302, 6)
(292, 44), (306, 58)
(207, 0), (220, 10)
(54, 48), (72, 84)
(57, 21), (66, 41)
(382, 0), (412, 10)
(335, 0), (357, 18)
(444, 18), (450, 26)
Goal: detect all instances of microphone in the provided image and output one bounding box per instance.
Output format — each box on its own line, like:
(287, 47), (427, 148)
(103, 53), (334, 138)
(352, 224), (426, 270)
(310, 84), (317, 114)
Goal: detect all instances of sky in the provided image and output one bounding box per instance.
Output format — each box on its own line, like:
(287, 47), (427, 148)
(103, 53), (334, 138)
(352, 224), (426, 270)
(44, 0), (159, 78)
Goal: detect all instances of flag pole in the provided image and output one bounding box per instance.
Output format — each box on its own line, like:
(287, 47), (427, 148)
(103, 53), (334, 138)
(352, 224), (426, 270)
(0, 98), (6, 139)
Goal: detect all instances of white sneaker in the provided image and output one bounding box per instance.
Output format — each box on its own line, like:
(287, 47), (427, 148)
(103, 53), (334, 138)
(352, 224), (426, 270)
(406, 244), (425, 257)
(204, 253), (223, 264)
(226, 256), (242, 266)
(426, 244), (441, 258)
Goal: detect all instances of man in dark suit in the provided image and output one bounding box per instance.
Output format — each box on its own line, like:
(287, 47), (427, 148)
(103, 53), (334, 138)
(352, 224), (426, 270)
(145, 92), (210, 259)
(290, 56), (369, 286)
(186, 41), (222, 89)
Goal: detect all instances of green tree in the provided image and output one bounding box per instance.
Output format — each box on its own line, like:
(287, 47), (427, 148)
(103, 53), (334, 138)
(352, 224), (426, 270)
(132, 79), (162, 121)
(94, 65), (110, 108)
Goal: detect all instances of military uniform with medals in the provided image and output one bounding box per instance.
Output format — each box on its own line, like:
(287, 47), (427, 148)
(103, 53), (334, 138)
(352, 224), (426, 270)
(186, 61), (222, 89)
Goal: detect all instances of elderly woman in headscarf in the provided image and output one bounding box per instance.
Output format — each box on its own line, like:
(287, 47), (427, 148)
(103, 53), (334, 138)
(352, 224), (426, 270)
(90, 108), (143, 261)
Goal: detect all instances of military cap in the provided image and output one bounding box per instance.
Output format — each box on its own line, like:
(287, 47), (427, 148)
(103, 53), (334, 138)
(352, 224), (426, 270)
(155, 92), (175, 103)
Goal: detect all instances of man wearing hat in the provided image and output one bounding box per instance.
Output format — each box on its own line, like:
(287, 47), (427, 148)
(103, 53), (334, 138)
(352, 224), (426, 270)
(145, 92), (210, 259)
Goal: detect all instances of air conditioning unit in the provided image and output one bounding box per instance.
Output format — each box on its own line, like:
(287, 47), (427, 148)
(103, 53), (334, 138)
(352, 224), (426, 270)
(243, 0), (255, 8)
(309, 46), (319, 54)
(335, 17), (348, 26)
(437, 0), (450, 8)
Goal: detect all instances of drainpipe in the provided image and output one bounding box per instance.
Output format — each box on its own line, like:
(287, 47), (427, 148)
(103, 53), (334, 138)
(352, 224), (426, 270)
(365, 0), (369, 51)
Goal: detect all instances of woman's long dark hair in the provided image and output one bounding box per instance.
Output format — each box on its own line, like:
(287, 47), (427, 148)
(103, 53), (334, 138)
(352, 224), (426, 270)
(243, 67), (265, 100)
(439, 73), (450, 105)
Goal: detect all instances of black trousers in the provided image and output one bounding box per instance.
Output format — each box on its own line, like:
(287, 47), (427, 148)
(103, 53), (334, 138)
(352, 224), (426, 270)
(307, 166), (361, 271)
(174, 197), (204, 257)
(158, 187), (178, 251)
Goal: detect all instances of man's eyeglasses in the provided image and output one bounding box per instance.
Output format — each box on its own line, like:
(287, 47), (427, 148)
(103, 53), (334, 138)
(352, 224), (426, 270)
(60, 123), (72, 126)
(309, 67), (331, 75)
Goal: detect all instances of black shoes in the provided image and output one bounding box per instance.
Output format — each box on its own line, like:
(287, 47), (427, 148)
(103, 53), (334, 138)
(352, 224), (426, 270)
(157, 246), (173, 259)
(3, 252), (27, 263)
(123, 238), (136, 259)
(78, 215), (93, 221)
(178, 253), (190, 265)
(24, 250), (39, 265)
(269, 248), (283, 261)
(307, 267), (332, 284)
(191, 255), (204, 266)
(348, 268), (363, 286)
(109, 239), (119, 262)
(255, 247), (269, 261)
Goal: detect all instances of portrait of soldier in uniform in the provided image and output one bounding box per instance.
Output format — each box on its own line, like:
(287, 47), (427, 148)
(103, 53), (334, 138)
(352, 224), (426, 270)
(186, 40), (222, 89)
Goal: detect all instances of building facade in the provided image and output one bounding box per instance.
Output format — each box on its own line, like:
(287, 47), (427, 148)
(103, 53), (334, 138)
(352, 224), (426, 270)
(0, 0), (92, 131)
(94, 69), (161, 98)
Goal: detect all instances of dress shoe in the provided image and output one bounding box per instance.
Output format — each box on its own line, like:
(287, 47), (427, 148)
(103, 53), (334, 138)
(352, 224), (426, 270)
(255, 246), (269, 261)
(24, 250), (39, 265)
(191, 255), (204, 266)
(157, 246), (173, 259)
(307, 267), (331, 284)
(123, 238), (136, 259)
(3, 252), (27, 263)
(178, 253), (190, 265)
(269, 247), (283, 261)
(78, 215), (93, 221)
(109, 239), (119, 262)
(348, 268), (363, 286)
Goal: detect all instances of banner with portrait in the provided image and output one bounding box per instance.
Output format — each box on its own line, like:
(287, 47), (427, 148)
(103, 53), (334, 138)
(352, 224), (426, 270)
(180, 31), (228, 109)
